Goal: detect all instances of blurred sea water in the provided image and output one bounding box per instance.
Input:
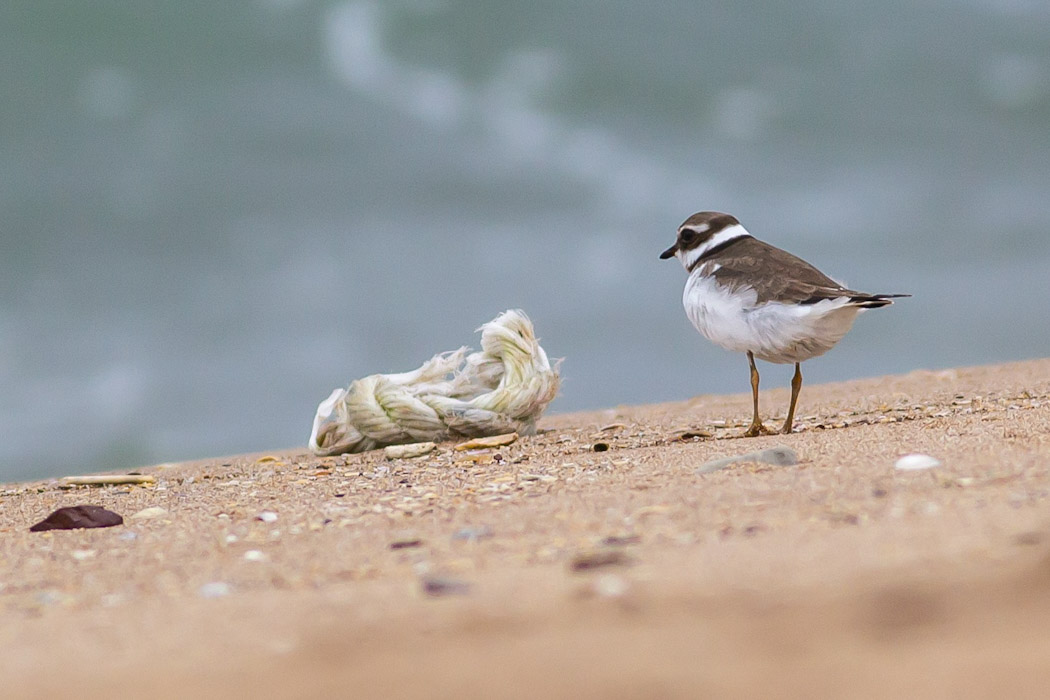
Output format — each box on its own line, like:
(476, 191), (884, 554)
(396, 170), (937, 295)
(2, 1), (1049, 480)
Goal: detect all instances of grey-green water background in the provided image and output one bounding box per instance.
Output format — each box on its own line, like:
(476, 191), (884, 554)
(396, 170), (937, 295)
(2, 1), (1048, 481)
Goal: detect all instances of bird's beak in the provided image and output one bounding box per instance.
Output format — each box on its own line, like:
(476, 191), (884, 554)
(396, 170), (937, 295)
(659, 243), (678, 260)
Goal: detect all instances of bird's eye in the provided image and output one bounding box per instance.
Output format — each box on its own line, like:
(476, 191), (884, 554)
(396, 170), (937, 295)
(680, 229), (698, 244)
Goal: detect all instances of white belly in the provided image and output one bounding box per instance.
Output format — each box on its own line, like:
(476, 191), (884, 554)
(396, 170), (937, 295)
(682, 273), (861, 364)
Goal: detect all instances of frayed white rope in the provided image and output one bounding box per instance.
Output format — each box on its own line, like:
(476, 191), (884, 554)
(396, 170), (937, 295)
(309, 310), (561, 455)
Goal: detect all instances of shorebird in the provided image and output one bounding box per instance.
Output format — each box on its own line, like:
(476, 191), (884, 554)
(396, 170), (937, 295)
(661, 211), (908, 436)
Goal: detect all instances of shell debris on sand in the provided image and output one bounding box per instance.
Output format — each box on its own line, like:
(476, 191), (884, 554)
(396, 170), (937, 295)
(198, 582), (232, 599)
(129, 506), (169, 520)
(895, 454), (943, 471)
(60, 474), (156, 486)
(385, 442), (437, 460)
(454, 432), (519, 451)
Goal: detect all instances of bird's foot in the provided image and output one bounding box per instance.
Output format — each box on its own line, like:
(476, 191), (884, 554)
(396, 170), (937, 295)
(742, 422), (774, 438)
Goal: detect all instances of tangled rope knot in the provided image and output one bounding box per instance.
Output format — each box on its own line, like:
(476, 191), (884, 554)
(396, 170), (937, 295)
(309, 310), (561, 455)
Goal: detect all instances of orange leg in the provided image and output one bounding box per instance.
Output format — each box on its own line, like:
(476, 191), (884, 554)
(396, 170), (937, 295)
(743, 352), (769, 437)
(781, 362), (802, 434)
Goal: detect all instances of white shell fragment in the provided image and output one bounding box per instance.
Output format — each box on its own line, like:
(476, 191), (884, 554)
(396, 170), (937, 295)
(60, 474), (155, 486)
(198, 582), (232, 598)
(454, 432), (519, 451)
(384, 442), (437, 460)
(256, 511), (279, 523)
(895, 454), (942, 471)
(129, 506), (169, 520)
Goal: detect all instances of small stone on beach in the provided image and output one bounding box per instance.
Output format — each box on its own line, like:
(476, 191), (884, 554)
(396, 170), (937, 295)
(384, 442), (437, 460)
(569, 549), (631, 572)
(198, 582), (232, 598)
(421, 575), (471, 597)
(592, 574), (630, 599)
(895, 454), (942, 471)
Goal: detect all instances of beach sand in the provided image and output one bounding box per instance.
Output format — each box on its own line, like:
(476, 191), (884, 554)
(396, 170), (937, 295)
(3, 358), (1050, 699)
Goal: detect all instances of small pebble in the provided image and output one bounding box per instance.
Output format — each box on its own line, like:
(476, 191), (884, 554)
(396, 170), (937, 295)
(895, 454), (942, 471)
(243, 550), (268, 562)
(742, 523), (766, 537)
(569, 549), (631, 572)
(71, 549), (97, 561)
(421, 576), (471, 597)
(1014, 532), (1045, 546)
(592, 574), (630, 599)
(198, 582), (232, 598)
(256, 511), (279, 523)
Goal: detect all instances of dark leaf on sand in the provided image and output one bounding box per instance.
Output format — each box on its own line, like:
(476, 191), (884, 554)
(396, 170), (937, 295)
(30, 505), (123, 532)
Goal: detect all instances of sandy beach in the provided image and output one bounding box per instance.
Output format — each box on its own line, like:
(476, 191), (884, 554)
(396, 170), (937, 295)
(3, 358), (1050, 699)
